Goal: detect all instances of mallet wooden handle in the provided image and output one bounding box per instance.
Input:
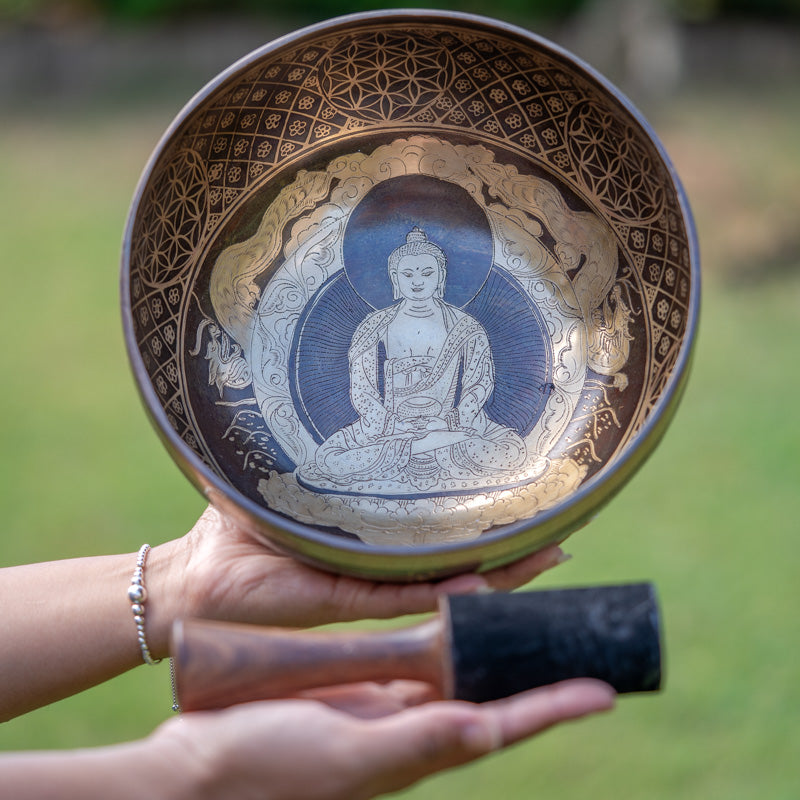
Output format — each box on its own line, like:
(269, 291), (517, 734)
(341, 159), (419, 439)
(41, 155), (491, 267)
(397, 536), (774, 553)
(172, 584), (662, 712)
(172, 617), (450, 712)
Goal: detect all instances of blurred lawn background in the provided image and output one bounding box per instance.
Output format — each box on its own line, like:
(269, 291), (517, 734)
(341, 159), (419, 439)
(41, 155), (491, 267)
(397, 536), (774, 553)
(1, 0), (799, 797)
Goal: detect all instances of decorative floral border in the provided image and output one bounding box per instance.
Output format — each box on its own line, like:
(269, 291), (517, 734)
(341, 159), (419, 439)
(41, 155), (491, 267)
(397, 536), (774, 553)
(127, 20), (693, 528)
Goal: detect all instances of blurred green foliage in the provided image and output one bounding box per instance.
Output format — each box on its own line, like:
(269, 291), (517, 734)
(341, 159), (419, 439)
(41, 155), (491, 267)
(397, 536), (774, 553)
(93, 0), (586, 22)
(692, 0), (800, 19)
(1, 47), (799, 799)
(0, 0), (585, 23)
(1, 0), (800, 23)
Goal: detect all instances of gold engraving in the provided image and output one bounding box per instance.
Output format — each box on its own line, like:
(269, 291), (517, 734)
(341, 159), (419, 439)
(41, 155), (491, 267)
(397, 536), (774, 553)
(193, 135), (627, 542)
(126, 19), (694, 548)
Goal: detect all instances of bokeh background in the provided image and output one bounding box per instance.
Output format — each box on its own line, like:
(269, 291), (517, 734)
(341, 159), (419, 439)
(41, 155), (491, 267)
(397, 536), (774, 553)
(1, 0), (798, 797)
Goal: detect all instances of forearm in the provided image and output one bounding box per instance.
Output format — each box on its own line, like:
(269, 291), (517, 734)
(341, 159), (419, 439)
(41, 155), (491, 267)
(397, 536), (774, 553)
(0, 503), (568, 721)
(0, 737), (194, 800)
(0, 538), (186, 720)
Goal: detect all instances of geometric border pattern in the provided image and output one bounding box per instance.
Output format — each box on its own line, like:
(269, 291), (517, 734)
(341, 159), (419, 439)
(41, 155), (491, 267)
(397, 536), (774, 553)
(128, 20), (694, 473)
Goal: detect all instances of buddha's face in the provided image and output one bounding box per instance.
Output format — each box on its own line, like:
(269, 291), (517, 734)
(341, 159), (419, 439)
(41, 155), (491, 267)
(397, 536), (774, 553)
(393, 253), (441, 301)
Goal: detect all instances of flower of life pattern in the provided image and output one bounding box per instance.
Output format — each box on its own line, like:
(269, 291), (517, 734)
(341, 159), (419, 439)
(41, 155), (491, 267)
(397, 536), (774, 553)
(132, 149), (209, 287)
(127, 20), (694, 467)
(567, 100), (664, 224)
(318, 31), (454, 121)
(129, 149), (208, 461)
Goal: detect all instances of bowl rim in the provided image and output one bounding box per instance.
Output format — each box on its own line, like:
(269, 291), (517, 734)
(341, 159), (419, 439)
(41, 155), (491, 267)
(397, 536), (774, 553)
(120, 8), (701, 576)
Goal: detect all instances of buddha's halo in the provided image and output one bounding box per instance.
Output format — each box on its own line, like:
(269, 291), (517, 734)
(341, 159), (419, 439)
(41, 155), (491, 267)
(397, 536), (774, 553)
(342, 174), (493, 310)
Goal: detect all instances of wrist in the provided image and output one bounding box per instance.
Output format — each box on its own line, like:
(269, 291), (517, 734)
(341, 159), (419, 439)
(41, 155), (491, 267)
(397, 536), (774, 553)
(145, 720), (221, 800)
(0, 736), (199, 800)
(137, 537), (192, 661)
(108, 734), (204, 800)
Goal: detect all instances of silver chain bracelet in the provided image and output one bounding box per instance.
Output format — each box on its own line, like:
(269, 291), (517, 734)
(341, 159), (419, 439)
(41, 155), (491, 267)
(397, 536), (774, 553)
(128, 544), (161, 664)
(128, 544), (161, 665)
(129, 544), (181, 712)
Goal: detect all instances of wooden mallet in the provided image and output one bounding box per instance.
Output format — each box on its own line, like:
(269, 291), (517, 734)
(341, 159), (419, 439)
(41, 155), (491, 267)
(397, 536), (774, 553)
(171, 583), (662, 712)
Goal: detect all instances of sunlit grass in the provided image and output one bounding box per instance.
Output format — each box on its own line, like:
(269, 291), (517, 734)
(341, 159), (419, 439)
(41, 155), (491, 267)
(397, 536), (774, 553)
(0, 82), (797, 799)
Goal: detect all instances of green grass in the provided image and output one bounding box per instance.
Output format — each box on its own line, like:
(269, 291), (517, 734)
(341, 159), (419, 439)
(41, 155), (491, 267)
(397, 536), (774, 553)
(1, 83), (798, 798)
(0, 109), (206, 745)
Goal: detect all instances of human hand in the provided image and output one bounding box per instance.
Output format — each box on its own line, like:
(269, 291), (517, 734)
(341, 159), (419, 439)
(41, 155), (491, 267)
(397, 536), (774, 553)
(150, 679), (615, 800)
(163, 506), (569, 633)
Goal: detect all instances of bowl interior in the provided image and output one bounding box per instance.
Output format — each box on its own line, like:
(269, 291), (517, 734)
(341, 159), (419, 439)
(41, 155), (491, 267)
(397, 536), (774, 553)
(123, 12), (698, 578)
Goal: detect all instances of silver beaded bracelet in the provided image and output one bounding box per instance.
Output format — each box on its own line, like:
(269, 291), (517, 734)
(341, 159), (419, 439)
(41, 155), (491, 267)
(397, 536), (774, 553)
(129, 543), (161, 666)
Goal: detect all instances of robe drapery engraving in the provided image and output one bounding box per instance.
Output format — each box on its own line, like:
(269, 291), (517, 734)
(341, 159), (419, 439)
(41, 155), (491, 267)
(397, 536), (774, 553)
(298, 300), (527, 495)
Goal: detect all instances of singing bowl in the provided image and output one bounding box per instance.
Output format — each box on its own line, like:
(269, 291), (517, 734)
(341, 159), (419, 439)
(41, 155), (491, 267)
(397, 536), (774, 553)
(121, 10), (699, 581)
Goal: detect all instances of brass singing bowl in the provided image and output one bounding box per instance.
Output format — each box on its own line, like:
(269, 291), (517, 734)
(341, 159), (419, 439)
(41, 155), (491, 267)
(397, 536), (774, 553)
(121, 10), (699, 580)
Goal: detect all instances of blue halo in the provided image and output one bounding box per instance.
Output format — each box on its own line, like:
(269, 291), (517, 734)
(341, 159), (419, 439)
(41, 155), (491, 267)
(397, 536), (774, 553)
(342, 174), (494, 309)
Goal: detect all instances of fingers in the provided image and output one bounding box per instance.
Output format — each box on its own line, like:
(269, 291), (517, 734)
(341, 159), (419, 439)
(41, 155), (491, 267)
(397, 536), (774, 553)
(480, 544), (571, 592)
(431, 543), (569, 596)
(353, 678), (614, 796)
(348, 543), (570, 621)
(481, 679), (616, 747)
(353, 703), (495, 796)
(160, 680), (614, 800)
(193, 503), (572, 628)
(301, 680), (440, 718)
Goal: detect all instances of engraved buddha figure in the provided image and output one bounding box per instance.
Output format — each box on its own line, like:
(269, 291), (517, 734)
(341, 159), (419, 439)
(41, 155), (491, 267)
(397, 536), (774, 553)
(301, 227), (527, 494)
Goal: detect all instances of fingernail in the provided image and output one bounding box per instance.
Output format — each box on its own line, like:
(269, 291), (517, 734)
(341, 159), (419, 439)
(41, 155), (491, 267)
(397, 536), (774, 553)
(541, 546), (572, 570)
(555, 550), (573, 566)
